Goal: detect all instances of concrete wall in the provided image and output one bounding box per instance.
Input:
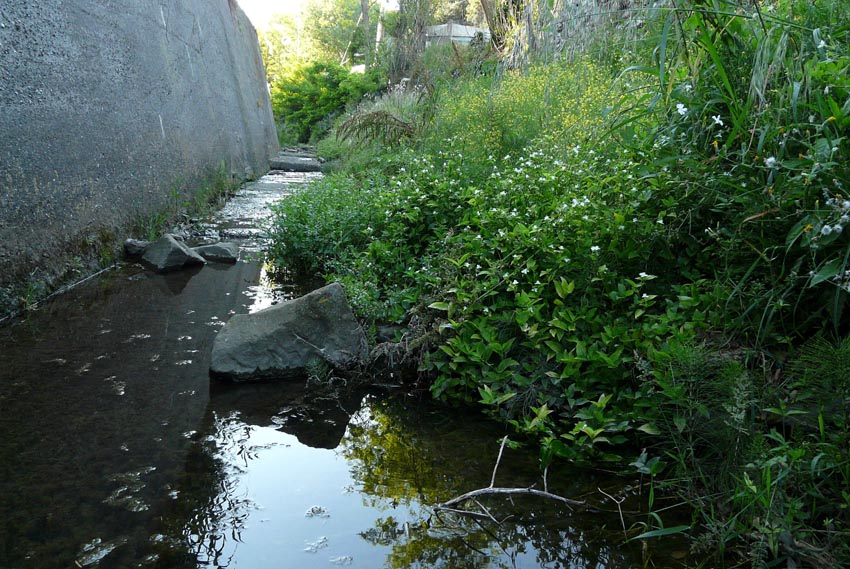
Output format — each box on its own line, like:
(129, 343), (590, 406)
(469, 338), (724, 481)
(0, 0), (278, 287)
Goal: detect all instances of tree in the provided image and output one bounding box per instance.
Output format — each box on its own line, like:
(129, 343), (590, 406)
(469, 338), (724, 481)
(431, 0), (469, 23)
(478, 0), (524, 51)
(304, 0), (379, 64)
(271, 61), (385, 141)
(257, 14), (308, 85)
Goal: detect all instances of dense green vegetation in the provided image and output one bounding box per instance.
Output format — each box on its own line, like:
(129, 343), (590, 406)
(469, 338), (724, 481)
(265, 0), (850, 566)
(271, 61), (386, 142)
(260, 0), (488, 143)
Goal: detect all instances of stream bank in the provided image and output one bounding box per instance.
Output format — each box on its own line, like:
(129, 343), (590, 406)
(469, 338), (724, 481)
(0, 167), (688, 568)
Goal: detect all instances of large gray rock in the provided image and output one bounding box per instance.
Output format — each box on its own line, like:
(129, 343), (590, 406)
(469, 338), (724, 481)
(193, 242), (239, 264)
(210, 283), (368, 381)
(141, 235), (206, 273)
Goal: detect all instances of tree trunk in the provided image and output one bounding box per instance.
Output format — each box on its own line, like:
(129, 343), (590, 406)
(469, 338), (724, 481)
(479, 0), (521, 51)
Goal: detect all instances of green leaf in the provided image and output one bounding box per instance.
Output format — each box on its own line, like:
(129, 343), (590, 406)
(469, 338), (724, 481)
(428, 301), (451, 311)
(637, 423), (661, 435)
(809, 259), (842, 287)
(631, 525), (690, 541)
(554, 278), (575, 299)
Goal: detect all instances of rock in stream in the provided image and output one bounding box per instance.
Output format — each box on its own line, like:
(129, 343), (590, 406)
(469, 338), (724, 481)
(209, 283), (368, 381)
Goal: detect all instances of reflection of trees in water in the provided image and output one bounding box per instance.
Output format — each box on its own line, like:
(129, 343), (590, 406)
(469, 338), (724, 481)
(342, 396), (638, 569)
(152, 411), (258, 568)
(367, 502), (635, 569)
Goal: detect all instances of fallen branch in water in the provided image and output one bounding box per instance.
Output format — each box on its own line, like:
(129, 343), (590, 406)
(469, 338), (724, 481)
(437, 486), (586, 511)
(434, 435), (588, 516)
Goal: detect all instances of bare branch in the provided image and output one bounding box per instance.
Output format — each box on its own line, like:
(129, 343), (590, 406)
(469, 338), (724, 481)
(598, 487), (627, 538)
(490, 435), (508, 488)
(437, 486), (586, 511)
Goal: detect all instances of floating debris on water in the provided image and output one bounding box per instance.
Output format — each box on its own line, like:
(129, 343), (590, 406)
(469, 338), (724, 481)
(75, 537), (127, 566)
(103, 468), (156, 512)
(304, 536), (329, 553)
(305, 505), (330, 518)
(124, 333), (152, 342)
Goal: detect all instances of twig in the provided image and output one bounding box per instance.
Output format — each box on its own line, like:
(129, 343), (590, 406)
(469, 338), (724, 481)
(490, 435), (508, 488)
(1, 264), (118, 324)
(459, 537), (489, 557)
(437, 486), (585, 511)
(471, 515), (514, 562)
(432, 506), (493, 520)
(598, 487), (627, 538)
(472, 498), (501, 525)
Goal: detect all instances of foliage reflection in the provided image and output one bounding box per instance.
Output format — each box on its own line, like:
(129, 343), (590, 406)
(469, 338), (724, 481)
(341, 395), (643, 569)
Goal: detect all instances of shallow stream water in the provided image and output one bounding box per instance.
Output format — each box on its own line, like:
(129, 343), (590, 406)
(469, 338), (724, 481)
(0, 170), (688, 568)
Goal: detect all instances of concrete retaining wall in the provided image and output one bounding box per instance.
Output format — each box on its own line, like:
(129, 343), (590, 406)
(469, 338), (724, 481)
(0, 0), (278, 287)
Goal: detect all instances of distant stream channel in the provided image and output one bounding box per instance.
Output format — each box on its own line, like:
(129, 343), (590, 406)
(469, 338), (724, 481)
(0, 169), (688, 568)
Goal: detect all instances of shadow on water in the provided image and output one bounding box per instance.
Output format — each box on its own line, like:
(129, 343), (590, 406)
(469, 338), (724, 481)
(0, 170), (690, 568)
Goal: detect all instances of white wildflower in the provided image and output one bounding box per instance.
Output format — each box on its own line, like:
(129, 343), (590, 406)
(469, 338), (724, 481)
(712, 115), (724, 126)
(764, 156), (778, 168)
(676, 103), (688, 116)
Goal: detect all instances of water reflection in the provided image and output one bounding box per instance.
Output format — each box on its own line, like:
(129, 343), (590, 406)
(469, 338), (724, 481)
(0, 170), (320, 568)
(342, 396), (648, 569)
(155, 389), (681, 569)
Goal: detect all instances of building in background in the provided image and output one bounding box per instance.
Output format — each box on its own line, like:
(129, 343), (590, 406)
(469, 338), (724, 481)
(424, 22), (490, 47)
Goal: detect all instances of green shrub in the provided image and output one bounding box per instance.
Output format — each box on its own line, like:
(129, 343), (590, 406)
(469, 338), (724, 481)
(271, 61), (387, 142)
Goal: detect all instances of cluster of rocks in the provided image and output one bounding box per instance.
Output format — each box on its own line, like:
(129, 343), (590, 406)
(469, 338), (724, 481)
(127, 237), (382, 385)
(124, 235), (239, 273)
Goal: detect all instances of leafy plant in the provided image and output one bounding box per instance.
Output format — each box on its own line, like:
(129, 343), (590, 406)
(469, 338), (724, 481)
(272, 61), (386, 142)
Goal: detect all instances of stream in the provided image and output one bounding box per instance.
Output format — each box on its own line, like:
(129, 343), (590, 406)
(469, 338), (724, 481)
(0, 168), (689, 568)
